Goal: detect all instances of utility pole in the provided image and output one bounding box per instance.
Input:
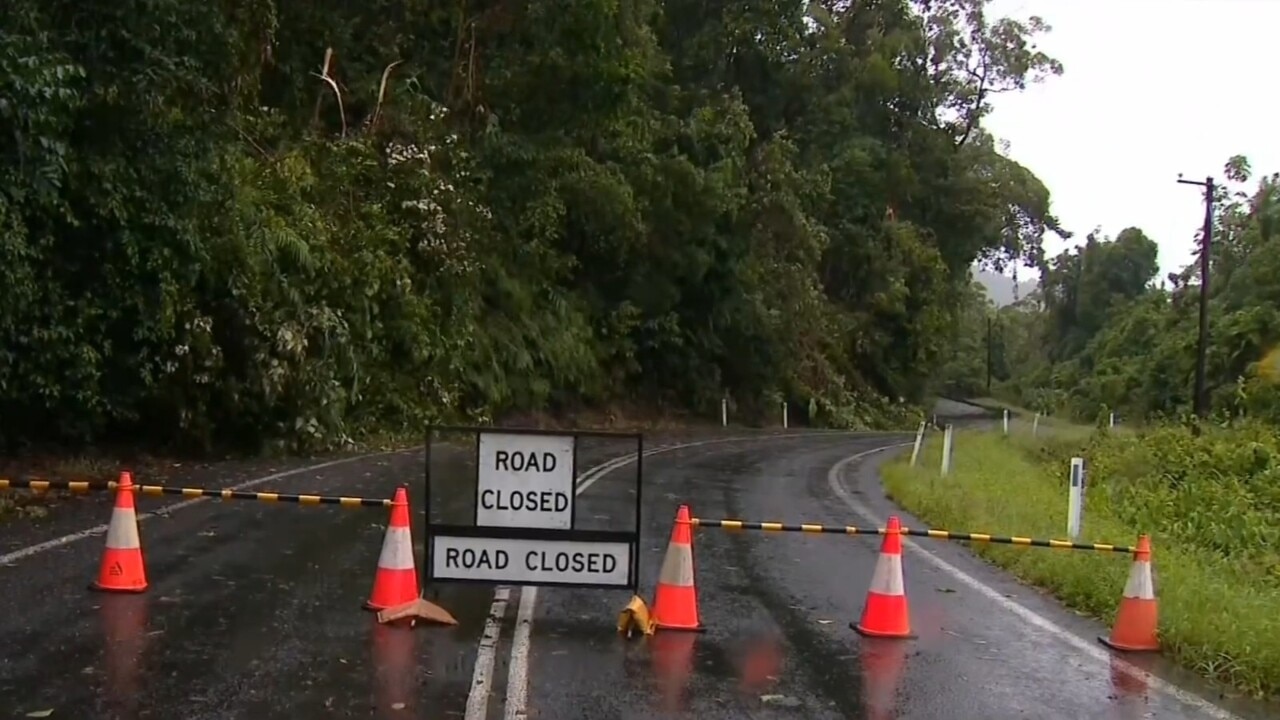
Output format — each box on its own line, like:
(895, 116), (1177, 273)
(1177, 173), (1215, 420)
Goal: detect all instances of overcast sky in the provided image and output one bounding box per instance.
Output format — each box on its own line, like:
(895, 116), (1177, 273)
(983, 0), (1277, 280)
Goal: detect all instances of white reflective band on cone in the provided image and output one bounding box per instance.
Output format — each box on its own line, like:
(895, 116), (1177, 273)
(377, 526), (416, 570)
(105, 507), (141, 549)
(1122, 560), (1155, 600)
(658, 544), (694, 587)
(868, 554), (905, 596)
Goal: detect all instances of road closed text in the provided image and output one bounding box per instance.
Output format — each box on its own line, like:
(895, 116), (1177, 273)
(444, 546), (618, 575)
(479, 488), (570, 514)
(476, 432), (576, 529)
(430, 535), (632, 586)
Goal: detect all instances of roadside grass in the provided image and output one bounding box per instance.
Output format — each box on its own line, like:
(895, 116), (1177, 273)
(883, 427), (1280, 701)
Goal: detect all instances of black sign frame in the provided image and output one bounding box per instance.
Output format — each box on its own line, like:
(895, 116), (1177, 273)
(423, 425), (643, 591)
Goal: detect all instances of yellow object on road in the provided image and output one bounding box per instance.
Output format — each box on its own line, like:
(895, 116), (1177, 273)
(617, 595), (654, 637)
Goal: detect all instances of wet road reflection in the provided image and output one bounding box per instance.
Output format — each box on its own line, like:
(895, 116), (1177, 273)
(98, 594), (150, 719)
(3, 429), (1278, 719)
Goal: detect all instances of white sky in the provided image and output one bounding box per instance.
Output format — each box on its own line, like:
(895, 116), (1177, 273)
(983, 0), (1278, 280)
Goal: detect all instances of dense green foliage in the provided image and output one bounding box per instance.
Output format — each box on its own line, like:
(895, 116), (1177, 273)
(954, 154), (1280, 424)
(885, 425), (1280, 699)
(1, 0), (1066, 452)
(920, 138), (1280, 698)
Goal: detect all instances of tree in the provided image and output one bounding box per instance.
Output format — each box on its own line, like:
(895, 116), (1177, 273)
(0, 0), (1068, 451)
(992, 154), (1280, 424)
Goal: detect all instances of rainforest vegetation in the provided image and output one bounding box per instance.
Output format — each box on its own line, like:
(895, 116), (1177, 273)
(1, 0), (1068, 452)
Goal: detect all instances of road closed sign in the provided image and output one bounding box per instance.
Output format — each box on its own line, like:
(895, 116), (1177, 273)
(430, 535), (632, 587)
(426, 425), (641, 591)
(476, 432), (576, 529)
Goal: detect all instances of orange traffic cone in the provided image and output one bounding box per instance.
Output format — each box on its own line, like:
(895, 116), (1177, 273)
(364, 486), (420, 611)
(90, 472), (148, 593)
(1099, 535), (1160, 652)
(650, 505), (703, 631)
(853, 515), (912, 638)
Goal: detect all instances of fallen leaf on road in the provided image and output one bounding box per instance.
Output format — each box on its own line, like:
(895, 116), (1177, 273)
(391, 702), (406, 710)
(26, 710), (54, 718)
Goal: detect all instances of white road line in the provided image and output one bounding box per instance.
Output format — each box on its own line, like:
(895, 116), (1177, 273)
(469, 431), (884, 720)
(0, 447), (422, 567)
(503, 586), (537, 720)
(826, 446), (1244, 720)
(464, 586), (512, 720)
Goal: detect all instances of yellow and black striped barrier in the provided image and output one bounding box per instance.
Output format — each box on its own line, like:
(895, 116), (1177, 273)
(899, 528), (1132, 554)
(0, 478), (112, 493)
(690, 517), (1135, 554)
(0, 478), (391, 508)
(693, 518), (872, 535)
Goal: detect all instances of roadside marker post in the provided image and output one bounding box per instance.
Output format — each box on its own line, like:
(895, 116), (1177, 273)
(940, 425), (953, 477)
(782, 402), (789, 429)
(1002, 409), (1009, 435)
(721, 397), (728, 427)
(1068, 457), (1085, 541)
(424, 426), (643, 592)
(1032, 413), (1040, 437)
(908, 421), (925, 467)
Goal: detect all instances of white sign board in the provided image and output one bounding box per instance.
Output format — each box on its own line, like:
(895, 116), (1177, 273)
(476, 432), (576, 529)
(431, 535), (632, 586)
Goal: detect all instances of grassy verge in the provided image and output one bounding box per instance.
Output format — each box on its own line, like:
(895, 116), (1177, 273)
(883, 426), (1280, 700)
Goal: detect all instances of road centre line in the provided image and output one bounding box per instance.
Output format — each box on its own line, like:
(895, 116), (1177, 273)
(826, 445), (1244, 720)
(480, 432), (907, 720)
(463, 586), (511, 720)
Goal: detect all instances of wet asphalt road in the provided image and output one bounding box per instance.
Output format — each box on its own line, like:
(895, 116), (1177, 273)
(0, 427), (1274, 719)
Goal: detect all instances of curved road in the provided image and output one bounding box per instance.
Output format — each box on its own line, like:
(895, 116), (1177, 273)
(0, 430), (1272, 719)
